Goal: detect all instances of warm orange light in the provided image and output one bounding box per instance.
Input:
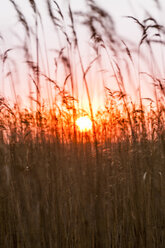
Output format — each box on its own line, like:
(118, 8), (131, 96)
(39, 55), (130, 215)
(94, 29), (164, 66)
(76, 116), (92, 132)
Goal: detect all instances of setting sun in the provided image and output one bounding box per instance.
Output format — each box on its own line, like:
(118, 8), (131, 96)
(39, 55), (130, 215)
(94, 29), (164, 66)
(76, 116), (92, 132)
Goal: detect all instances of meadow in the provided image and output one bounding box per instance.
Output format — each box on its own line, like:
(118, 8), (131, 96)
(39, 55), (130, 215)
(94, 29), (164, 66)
(0, 0), (165, 247)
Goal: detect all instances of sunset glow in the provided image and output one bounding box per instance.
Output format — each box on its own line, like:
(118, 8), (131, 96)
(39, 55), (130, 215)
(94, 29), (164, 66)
(76, 116), (92, 132)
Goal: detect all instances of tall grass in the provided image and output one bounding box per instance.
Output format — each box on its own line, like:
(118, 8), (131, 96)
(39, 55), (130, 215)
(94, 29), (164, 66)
(0, 0), (165, 247)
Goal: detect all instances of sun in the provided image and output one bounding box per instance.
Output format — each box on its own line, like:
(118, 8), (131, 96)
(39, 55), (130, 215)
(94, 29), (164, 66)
(76, 116), (92, 132)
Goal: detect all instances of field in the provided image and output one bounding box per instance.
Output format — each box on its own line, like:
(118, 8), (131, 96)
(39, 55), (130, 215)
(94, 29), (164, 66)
(0, 0), (165, 247)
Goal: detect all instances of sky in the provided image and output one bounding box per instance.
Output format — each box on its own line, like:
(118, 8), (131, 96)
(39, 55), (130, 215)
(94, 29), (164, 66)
(0, 0), (164, 112)
(1, 0), (164, 37)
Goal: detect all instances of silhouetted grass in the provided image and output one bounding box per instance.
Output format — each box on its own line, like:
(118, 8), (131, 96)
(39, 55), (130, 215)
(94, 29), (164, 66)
(0, 0), (165, 247)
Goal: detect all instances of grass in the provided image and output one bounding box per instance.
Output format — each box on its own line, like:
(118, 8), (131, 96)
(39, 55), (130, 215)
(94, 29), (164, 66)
(0, 0), (165, 247)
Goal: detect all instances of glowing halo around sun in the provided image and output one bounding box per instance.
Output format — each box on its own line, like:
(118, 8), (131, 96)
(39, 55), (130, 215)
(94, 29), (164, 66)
(76, 116), (92, 132)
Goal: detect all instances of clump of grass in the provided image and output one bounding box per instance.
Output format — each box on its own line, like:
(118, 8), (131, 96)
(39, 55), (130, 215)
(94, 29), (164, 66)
(0, 0), (165, 247)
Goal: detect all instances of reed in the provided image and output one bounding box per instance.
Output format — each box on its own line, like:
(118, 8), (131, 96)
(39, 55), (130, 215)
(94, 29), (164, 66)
(0, 0), (164, 247)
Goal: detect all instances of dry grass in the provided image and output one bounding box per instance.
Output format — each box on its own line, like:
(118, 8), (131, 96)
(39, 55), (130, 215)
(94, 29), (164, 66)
(0, 0), (165, 247)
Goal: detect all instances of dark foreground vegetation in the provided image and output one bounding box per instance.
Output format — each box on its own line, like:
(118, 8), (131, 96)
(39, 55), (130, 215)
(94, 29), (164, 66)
(0, 0), (165, 247)
(0, 122), (165, 247)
